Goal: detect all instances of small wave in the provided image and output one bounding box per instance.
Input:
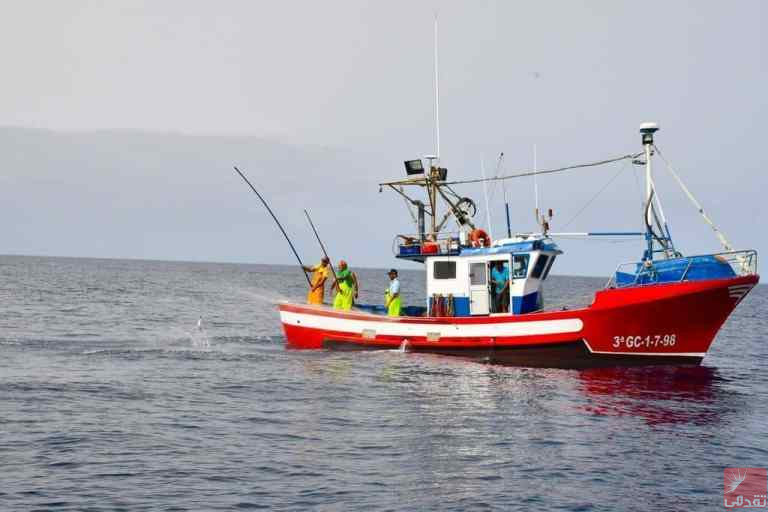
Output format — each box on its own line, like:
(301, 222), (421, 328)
(79, 346), (278, 364)
(81, 347), (166, 356)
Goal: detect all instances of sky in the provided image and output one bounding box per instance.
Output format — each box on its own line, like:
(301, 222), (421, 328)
(0, 1), (766, 276)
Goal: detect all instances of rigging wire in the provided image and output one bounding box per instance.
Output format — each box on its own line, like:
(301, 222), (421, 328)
(440, 151), (643, 186)
(398, 186), (419, 229)
(443, 184), (464, 201)
(561, 160), (630, 230)
(630, 160), (645, 219)
(487, 152), (506, 205)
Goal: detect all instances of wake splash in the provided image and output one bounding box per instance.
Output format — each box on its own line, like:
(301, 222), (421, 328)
(190, 316), (210, 349)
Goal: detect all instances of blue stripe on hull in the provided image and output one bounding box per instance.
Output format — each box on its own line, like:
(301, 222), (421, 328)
(512, 292), (539, 314)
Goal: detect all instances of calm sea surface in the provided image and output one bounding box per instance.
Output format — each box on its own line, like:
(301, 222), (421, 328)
(0, 255), (766, 511)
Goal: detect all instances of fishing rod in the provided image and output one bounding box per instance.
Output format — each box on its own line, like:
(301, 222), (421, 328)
(303, 209), (339, 288)
(233, 166), (311, 286)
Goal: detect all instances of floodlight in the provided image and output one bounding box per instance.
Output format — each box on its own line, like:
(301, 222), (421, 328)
(404, 159), (424, 175)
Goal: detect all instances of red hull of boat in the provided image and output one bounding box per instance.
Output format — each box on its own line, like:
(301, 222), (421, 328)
(279, 275), (758, 368)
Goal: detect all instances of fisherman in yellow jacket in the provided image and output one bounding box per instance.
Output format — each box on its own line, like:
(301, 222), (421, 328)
(302, 257), (330, 305)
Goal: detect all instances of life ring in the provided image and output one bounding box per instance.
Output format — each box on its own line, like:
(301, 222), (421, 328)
(469, 228), (491, 248)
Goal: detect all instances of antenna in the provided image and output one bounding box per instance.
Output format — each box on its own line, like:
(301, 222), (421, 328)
(533, 144), (540, 216)
(480, 155), (493, 240)
(495, 151), (512, 238)
(433, 14), (440, 160)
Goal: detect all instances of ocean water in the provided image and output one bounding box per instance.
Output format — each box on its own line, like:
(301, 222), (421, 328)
(0, 255), (765, 511)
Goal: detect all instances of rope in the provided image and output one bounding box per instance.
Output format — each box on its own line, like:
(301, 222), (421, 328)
(653, 145), (734, 252)
(398, 186), (419, 229)
(441, 152), (643, 186)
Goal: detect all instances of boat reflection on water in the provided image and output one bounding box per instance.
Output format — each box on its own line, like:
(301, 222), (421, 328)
(577, 365), (734, 426)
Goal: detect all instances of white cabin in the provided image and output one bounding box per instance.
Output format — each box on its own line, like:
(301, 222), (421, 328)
(398, 233), (561, 316)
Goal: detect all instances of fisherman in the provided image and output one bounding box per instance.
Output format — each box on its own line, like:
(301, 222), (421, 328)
(332, 260), (356, 310)
(491, 260), (510, 313)
(302, 256), (331, 305)
(384, 269), (401, 317)
(489, 262), (498, 313)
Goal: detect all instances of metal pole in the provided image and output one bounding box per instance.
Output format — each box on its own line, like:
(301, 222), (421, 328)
(505, 202), (512, 239)
(429, 170), (438, 237)
(644, 137), (654, 259)
(640, 123), (659, 260)
(233, 166), (311, 286)
(645, 143), (652, 220)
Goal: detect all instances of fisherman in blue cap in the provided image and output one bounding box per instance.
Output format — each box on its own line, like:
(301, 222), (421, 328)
(384, 269), (402, 317)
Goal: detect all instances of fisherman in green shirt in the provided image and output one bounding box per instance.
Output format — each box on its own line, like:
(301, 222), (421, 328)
(331, 260), (357, 310)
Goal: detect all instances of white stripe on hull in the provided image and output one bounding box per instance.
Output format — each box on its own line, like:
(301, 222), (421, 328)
(280, 310), (583, 338)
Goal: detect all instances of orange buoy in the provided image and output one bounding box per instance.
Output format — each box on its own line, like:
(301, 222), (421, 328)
(469, 229), (491, 248)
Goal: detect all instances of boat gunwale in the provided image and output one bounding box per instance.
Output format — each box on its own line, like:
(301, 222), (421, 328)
(279, 273), (759, 325)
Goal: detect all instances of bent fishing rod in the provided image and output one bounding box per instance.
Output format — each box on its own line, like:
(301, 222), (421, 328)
(233, 166), (311, 286)
(303, 209), (339, 288)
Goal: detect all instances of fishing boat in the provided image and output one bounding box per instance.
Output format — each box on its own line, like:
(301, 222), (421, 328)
(278, 122), (759, 368)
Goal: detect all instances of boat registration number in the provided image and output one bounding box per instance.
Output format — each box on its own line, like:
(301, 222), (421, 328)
(612, 334), (676, 349)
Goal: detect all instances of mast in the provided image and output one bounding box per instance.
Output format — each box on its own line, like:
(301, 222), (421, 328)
(429, 15), (441, 238)
(425, 155), (438, 237)
(640, 121), (661, 260)
(433, 15), (440, 161)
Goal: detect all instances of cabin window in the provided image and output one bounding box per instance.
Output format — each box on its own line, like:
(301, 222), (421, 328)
(511, 254), (530, 278)
(541, 256), (556, 280)
(433, 261), (457, 280)
(530, 254), (550, 279)
(469, 262), (486, 285)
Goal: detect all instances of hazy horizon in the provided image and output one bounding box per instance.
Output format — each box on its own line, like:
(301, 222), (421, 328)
(1, 2), (765, 276)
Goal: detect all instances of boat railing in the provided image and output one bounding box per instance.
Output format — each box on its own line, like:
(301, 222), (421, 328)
(605, 249), (758, 288)
(393, 232), (463, 259)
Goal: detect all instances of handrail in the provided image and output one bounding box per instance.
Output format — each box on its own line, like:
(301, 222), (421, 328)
(605, 249), (758, 289)
(393, 232), (464, 258)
